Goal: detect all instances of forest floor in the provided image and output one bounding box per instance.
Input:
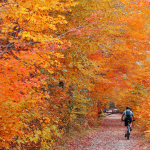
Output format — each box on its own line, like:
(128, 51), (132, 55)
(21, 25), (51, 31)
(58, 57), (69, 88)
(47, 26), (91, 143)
(62, 113), (150, 150)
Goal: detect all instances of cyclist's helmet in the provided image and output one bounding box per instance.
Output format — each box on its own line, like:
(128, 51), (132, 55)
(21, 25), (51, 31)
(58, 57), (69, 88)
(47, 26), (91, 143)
(126, 106), (130, 110)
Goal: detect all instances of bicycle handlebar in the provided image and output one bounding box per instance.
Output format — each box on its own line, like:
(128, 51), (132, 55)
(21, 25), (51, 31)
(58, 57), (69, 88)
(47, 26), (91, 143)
(121, 120), (135, 122)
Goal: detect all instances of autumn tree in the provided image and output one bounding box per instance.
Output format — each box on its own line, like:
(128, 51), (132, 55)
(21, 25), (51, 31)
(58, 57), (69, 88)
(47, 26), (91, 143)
(0, 0), (79, 148)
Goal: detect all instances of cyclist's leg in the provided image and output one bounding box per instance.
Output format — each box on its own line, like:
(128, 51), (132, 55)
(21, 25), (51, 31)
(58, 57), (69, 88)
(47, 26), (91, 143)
(129, 118), (132, 130)
(125, 126), (127, 134)
(124, 118), (128, 135)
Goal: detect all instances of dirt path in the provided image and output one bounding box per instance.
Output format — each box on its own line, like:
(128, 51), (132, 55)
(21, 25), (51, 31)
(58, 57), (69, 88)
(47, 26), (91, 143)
(65, 114), (150, 150)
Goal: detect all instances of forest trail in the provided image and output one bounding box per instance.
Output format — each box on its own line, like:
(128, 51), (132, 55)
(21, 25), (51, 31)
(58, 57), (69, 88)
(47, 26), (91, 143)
(65, 114), (150, 150)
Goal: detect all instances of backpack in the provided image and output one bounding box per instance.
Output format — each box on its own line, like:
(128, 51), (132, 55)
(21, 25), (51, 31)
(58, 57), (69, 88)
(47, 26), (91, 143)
(126, 109), (131, 117)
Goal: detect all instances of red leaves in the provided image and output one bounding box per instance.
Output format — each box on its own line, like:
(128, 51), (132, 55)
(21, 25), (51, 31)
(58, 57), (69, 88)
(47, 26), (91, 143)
(85, 10), (103, 21)
(87, 52), (104, 60)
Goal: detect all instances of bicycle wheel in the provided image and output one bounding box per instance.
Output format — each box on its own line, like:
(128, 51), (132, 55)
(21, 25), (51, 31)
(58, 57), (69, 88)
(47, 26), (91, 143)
(127, 127), (130, 140)
(127, 132), (129, 139)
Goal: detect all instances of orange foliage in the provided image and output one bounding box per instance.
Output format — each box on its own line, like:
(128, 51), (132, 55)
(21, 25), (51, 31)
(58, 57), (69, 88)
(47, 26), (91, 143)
(1, 0), (150, 148)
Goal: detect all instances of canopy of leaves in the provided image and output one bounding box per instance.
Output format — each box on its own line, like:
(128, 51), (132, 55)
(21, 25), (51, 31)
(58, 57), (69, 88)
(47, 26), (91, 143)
(1, 0), (150, 149)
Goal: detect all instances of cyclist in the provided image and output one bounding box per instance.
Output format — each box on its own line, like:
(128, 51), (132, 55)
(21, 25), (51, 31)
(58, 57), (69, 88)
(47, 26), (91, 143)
(121, 106), (135, 137)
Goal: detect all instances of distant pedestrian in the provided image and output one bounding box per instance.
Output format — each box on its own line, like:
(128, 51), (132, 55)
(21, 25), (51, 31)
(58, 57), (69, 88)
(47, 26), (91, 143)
(103, 108), (106, 113)
(106, 108), (108, 112)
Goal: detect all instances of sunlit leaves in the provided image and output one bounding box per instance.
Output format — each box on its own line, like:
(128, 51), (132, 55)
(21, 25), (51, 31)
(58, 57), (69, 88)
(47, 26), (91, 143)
(1, 0), (150, 148)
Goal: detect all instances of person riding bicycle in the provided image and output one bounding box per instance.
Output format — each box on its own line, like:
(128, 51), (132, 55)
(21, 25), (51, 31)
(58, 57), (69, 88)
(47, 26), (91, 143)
(121, 106), (135, 137)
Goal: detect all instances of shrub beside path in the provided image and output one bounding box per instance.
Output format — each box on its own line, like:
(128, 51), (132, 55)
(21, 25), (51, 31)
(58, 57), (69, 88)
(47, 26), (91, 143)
(65, 113), (150, 150)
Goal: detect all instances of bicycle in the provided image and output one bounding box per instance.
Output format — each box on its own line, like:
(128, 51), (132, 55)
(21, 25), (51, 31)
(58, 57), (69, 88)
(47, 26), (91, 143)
(126, 120), (130, 139)
(123, 119), (135, 140)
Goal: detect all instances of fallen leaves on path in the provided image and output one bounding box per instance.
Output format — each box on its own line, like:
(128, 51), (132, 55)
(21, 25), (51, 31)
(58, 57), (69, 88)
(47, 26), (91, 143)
(65, 114), (150, 150)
